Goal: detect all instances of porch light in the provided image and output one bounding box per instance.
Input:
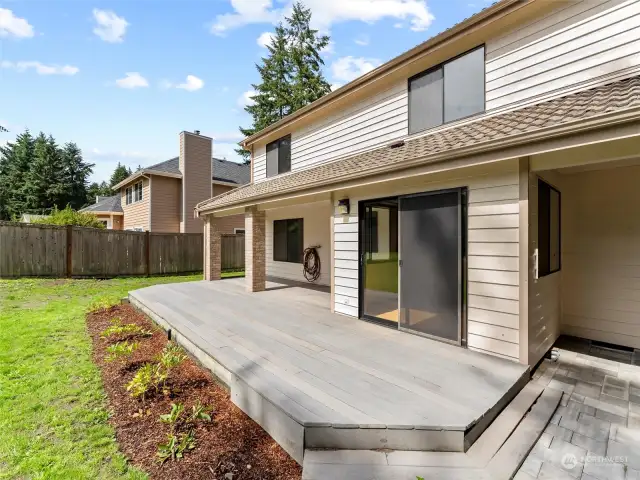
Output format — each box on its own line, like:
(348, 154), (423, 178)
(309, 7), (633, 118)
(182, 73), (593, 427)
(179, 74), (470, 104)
(337, 198), (350, 215)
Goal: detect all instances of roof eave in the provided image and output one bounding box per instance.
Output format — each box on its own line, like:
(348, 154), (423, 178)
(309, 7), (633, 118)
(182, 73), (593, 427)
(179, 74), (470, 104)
(241, 0), (525, 148)
(112, 170), (182, 189)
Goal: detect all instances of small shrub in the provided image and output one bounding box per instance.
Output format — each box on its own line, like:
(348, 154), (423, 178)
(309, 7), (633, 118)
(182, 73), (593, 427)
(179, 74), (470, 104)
(157, 431), (195, 464)
(158, 342), (187, 370)
(127, 342), (187, 400)
(32, 205), (106, 229)
(101, 318), (151, 340)
(105, 341), (139, 362)
(126, 363), (157, 401)
(156, 402), (211, 464)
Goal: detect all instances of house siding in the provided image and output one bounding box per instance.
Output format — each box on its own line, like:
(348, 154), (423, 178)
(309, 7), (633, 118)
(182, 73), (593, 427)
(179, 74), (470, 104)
(561, 164), (640, 349)
(265, 202), (332, 285)
(150, 175), (181, 233)
(121, 178), (150, 231)
(180, 132), (212, 233)
(333, 159), (522, 361)
(253, 80), (408, 182)
(486, 0), (640, 110)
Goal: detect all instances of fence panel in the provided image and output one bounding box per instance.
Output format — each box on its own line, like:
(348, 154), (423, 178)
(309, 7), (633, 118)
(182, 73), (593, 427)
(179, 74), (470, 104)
(149, 233), (203, 275)
(71, 228), (147, 277)
(0, 222), (67, 277)
(221, 234), (244, 271)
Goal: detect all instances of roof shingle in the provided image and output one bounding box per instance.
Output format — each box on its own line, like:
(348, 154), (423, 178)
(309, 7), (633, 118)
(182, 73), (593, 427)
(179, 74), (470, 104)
(143, 157), (250, 185)
(197, 76), (640, 213)
(80, 195), (122, 213)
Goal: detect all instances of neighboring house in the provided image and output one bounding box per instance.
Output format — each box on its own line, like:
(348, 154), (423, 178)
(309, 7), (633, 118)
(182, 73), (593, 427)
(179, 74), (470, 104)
(79, 195), (124, 229)
(197, 0), (640, 368)
(113, 132), (250, 233)
(20, 214), (47, 223)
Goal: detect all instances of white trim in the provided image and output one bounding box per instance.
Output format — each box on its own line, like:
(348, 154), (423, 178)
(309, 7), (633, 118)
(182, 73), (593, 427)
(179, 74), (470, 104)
(212, 180), (241, 187)
(113, 170), (182, 190)
(233, 228), (245, 234)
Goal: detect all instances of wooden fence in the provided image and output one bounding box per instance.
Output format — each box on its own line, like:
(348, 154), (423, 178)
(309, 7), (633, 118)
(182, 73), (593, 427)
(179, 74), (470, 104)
(0, 222), (245, 278)
(221, 234), (245, 271)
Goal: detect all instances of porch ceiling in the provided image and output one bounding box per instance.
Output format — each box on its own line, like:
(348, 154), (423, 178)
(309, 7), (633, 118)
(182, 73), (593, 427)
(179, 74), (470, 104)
(131, 279), (528, 438)
(197, 75), (640, 215)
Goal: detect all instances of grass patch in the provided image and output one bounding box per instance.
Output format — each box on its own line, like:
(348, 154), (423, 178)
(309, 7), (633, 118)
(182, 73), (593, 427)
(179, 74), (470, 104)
(0, 275), (200, 479)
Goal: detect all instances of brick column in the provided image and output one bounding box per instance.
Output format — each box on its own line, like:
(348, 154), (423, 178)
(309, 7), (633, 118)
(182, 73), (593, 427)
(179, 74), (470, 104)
(204, 216), (221, 281)
(245, 206), (266, 292)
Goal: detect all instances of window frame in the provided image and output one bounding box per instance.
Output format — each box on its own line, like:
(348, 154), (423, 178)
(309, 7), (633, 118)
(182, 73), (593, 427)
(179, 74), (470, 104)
(234, 228), (245, 234)
(537, 178), (561, 278)
(266, 135), (292, 178)
(272, 218), (304, 264)
(408, 45), (486, 135)
(125, 181), (144, 205)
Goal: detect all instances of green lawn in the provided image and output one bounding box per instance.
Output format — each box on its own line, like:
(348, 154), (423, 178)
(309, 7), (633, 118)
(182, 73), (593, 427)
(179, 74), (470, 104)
(0, 273), (222, 480)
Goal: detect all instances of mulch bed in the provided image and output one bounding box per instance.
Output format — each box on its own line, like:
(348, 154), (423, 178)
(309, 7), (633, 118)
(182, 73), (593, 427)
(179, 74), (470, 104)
(87, 304), (302, 480)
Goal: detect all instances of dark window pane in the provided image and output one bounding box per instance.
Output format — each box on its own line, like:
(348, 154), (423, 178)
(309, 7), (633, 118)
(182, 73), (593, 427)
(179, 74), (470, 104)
(266, 140), (279, 178)
(278, 135), (291, 174)
(273, 219), (288, 261)
(537, 179), (560, 277)
(287, 219), (303, 263)
(444, 47), (485, 122)
(409, 67), (443, 134)
(550, 188), (561, 272)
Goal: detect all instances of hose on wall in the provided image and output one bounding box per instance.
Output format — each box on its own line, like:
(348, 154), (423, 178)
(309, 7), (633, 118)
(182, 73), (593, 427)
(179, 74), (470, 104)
(303, 246), (321, 283)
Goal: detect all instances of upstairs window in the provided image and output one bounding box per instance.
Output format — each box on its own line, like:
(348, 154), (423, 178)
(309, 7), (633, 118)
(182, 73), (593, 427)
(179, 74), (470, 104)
(266, 135), (291, 177)
(409, 46), (485, 134)
(125, 181), (143, 205)
(538, 179), (561, 277)
(273, 218), (303, 263)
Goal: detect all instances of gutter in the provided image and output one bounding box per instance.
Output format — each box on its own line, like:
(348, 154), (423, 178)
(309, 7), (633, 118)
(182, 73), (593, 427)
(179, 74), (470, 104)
(198, 105), (640, 215)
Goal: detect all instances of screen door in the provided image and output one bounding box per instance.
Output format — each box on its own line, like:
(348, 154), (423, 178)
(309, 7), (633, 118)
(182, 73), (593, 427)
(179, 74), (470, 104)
(399, 189), (464, 343)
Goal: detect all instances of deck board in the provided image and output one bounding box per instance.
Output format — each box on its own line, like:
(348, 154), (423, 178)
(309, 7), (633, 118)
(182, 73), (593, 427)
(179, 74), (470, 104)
(131, 279), (529, 431)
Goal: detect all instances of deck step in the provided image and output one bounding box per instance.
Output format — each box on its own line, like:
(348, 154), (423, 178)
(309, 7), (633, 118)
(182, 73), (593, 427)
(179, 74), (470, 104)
(301, 387), (562, 480)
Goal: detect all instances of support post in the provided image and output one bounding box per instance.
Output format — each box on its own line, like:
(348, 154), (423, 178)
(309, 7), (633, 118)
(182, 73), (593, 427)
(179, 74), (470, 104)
(245, 206), (265, 292)
(204, 216), (221, 281)
(66, 224), (73, 278)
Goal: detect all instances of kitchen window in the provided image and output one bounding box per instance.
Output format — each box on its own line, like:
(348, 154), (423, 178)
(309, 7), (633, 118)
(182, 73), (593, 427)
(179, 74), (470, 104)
(266, 135), (292, 177)
(273, 218), (303, 263)
(408, 46), (485, 134)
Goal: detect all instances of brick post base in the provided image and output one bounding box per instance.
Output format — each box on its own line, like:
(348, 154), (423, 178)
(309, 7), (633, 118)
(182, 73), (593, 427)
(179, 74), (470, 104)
(204, 216), (221, 281)
(245, 206), (266, 292)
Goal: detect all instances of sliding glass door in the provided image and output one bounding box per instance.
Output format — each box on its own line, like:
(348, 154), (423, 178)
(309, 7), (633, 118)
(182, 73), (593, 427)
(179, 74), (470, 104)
(361, 199), (399, 324)
(398, 189), (464, 344)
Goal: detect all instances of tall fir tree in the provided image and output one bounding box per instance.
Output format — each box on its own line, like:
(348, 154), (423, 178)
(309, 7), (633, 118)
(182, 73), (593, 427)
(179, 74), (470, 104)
(86, 181), (112, 205)
(237, 3), (331, 163)
(61, 142), (93, 210)
(24, 133), (66, 213)
(109, 162), (132, 187)
(286, 2), (331, 111)
(0, 130), (35, 219)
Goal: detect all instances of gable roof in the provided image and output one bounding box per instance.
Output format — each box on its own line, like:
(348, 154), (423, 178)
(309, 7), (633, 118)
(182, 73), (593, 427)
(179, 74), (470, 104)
(197, 75), (640, 214)
(80, 195), (123, 214)
(113, 157), (250, 189)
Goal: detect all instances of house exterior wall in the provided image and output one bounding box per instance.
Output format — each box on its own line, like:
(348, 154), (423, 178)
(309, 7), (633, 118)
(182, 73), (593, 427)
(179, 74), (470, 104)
(180, 132), (212, 233)
(150, 175), (181, 233)
(121, 177), (150, 231)
(560, 164), (640, 349)
(264, 202), (332, 286)
(332, 159), (522, 361)
(486, 0), (640, 110)
(94, 213), (123, 230)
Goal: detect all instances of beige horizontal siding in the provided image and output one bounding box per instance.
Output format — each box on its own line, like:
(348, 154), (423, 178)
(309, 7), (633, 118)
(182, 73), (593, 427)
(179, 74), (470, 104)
(150, 175), (180, 233)
(560, 164), (640, 349)
(486, 0), (640, 110)
(121, 178), (150, 231)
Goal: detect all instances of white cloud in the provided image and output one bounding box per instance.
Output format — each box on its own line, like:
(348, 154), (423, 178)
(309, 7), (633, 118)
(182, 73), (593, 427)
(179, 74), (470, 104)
(354, 34), (369, 46)
(330, 56), (381, 83)
(330, 82), (342, 91)
(0, 8), (34, 38)
(115, 72), (148, 89)
(1, 60), (79, 75)
(257, 31), (274, 48)
(86, 149), (166, 183)
(92, 9), (129, 43)
(176, 75), (204, 91)
(211, 0), (434, 35)
(320, 40), (335, 56)
(238, 89), (256, 108)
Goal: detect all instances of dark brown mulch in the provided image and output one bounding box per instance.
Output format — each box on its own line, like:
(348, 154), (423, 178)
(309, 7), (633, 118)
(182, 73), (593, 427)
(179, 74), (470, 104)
(87, 304), (302, 480)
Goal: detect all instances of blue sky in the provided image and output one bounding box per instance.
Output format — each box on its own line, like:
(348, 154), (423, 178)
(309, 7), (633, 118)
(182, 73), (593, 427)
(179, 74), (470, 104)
(0, 0), (487, 183)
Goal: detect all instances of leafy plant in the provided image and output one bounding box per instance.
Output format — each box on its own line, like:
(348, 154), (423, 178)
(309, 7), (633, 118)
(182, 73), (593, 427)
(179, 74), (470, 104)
(157, 431), (195, 463)
(105, 341), (139, 362)
(101, 317), (151, 340)
(32, 205), (106, 229)
(158, 342), (187, 369)
(126, 363), (157, 401)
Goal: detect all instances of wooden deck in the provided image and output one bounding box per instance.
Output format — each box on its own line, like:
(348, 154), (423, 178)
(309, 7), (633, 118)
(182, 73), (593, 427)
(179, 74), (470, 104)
(130, 279), (529, 464)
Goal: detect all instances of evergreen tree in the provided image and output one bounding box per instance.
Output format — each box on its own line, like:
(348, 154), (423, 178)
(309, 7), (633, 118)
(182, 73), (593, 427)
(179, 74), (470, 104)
(61, 142), (93, 210)
(24, 133), (66, 213)
(109, 162), (132, 187)
(286, 2), (331, 111)
(237, 3), (330, 163)
(0, 130), (35, 219)
(86, 181), (112, 204)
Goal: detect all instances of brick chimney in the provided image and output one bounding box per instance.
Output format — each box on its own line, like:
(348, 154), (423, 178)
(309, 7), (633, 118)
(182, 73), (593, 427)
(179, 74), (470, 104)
(179, 130), (212, 233)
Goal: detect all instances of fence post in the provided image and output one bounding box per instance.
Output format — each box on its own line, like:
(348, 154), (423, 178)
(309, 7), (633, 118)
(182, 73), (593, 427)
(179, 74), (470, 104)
(145, 230), (151, 276)
(66, 225), (73, 278)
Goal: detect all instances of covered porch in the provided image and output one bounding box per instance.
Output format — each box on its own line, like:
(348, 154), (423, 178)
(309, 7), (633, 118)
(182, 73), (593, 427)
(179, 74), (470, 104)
(130, 278), (529, 464)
